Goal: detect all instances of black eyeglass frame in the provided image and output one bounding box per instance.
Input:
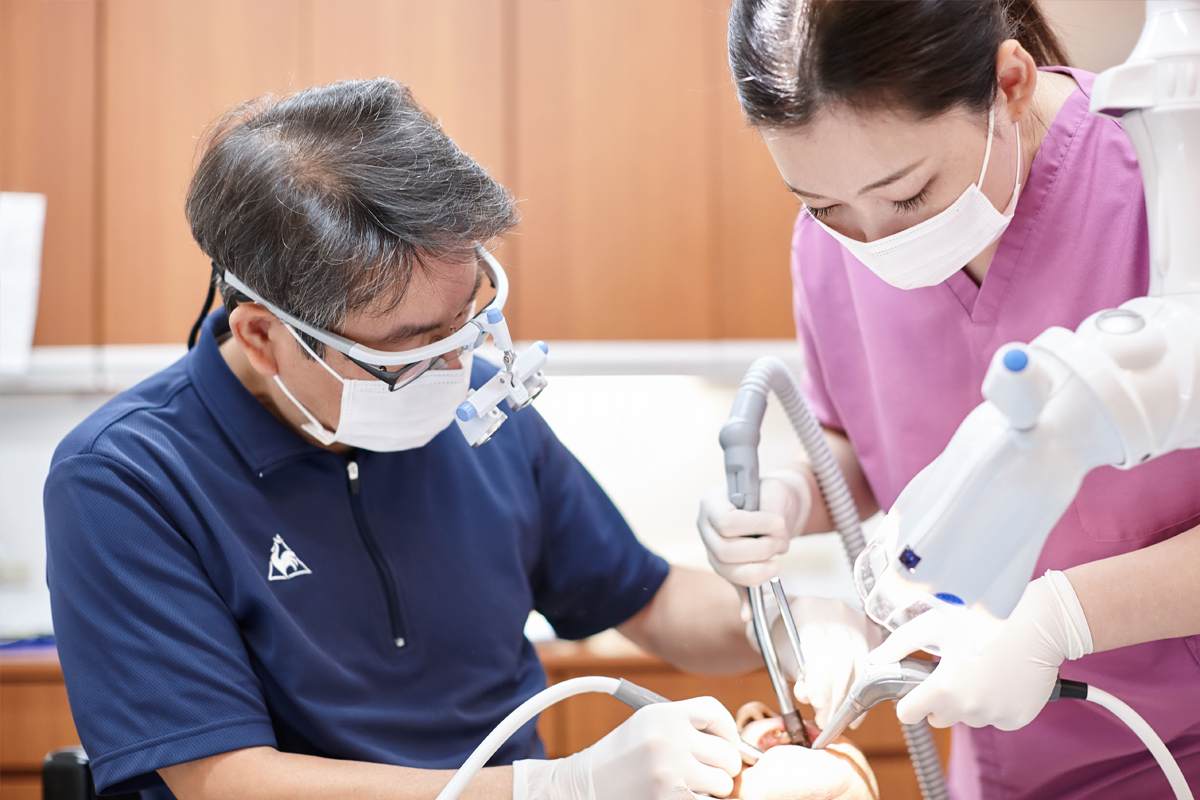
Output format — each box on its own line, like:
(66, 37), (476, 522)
(221, 245), (507, 391)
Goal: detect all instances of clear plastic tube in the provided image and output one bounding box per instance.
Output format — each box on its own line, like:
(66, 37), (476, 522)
(435, 676), (621, 800)
(1085, 686), (1194, 800)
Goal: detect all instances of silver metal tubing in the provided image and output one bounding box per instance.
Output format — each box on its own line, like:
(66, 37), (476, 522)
(768, 576), (807, 679)
(749, 584), (799, 718)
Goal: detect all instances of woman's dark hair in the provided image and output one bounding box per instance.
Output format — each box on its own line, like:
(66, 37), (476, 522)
(729, 0), (1071, 128)
(186, 78), (517, 353)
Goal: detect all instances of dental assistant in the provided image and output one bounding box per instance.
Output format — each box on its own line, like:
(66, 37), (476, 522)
(700, 1), (1200, 798)
(44, 78), (763, 800)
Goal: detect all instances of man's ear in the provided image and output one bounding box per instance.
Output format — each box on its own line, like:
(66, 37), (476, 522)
(228, 304), (284, 378)
(995, 39), (1038, 125)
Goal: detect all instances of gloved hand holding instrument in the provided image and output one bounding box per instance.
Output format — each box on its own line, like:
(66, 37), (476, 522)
(514, 696), (745, 800)
(699, 475), (884, 731)
(436, 677), (762, 800)
(706, 357), (950, 800)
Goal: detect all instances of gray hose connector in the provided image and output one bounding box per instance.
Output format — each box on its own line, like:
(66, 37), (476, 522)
(721, 356), (948, 800)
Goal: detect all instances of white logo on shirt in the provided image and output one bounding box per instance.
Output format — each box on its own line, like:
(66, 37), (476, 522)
(268, 535), (312, 581)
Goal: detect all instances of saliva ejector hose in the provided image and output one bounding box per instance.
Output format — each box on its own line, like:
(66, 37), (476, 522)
(434, 677), (763, 800)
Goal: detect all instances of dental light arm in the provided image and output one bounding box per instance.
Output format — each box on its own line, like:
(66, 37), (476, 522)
(858, 0), (1200, 646)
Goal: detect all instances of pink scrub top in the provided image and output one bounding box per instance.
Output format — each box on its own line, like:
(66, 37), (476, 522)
(791, 68), (1200, 799)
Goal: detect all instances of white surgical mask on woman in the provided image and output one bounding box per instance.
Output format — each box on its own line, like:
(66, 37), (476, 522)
(273, 323), (472, 451)
(811, 105), (1022, 290)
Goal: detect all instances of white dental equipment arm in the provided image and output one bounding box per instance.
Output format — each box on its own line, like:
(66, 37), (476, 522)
(858, 0), (1200, 643)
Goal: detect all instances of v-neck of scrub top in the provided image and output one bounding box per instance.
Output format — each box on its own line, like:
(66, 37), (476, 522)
(943, 67), (1091, 322)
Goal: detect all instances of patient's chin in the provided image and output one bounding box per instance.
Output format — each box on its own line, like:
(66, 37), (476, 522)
(736, 744), (872, 800)
(734, 705), (877, 800)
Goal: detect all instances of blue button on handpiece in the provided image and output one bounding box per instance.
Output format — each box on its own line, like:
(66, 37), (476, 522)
(1003, 349), (1029, 372)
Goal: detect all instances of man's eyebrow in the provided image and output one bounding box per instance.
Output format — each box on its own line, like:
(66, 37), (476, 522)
(376, 266), (486, 346)
(469, 265), (485, 306)
(378, 319), (442, 345)
(784, 158), (927, 202)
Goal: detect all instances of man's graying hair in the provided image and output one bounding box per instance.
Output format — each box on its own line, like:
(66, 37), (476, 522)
(186, 78), (517, 355)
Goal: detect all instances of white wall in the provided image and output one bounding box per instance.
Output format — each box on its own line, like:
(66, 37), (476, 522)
(1043, 0), (1145, 73)
(0, 394), (112, 636)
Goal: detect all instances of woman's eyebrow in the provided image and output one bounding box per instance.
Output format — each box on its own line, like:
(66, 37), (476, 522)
(784, 181), (828, 200)
(856, 158), (926, 195)
(784, 158), (927, 201)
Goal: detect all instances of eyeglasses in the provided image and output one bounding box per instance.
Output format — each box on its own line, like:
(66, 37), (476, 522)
(222, 245), (512, 391)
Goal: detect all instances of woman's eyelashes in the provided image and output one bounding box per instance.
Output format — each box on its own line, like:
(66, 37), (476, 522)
(892, 184), (930, 214)
(805, 182), (932, 220)
(806, 203), (837, 220)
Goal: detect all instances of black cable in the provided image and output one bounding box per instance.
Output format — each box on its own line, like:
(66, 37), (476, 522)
(187, 266), (219, 350)
(1052, 679), (1090, 701)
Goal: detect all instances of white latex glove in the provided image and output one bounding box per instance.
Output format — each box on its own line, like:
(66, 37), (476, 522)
(787, 596), (887, 730)
(512, 696), (743, 800)
(697, 469), (813, 586)
(868, 570), (1093, 730)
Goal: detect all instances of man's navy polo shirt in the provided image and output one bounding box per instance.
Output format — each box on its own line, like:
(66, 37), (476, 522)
(44, 310), (669, 797)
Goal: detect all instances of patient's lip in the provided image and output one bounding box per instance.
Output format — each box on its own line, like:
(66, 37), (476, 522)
(741, 716), (791, 751)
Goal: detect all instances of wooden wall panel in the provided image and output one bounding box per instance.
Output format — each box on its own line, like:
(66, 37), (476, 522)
(305, 0), (517, 318)
(306, 1), (508, 185)
(99, 1), (308, 345)
(0, 0), (99, 346)
(708, 2), (801, 340)
(511, 0), (725, 341)
(12, 1), (802, 346)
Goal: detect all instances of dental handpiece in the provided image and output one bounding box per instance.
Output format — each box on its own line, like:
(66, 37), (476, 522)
(809, 661), (1090, 750)
(810, 659), (937, 750)
(612, 679), (764, 765)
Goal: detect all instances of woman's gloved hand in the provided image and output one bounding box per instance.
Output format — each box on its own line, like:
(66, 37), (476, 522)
(698, 469), (813, 586)
(867, 570), (1093, 730)
(787, 596), (887, 730)
(512, 697), (743, 800)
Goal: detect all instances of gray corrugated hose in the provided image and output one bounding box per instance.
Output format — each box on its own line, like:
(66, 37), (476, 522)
(720, 356), (949, 800)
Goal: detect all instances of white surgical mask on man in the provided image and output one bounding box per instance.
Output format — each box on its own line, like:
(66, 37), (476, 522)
(811, 105), (1022, 290)
(273, 323), (472, 452)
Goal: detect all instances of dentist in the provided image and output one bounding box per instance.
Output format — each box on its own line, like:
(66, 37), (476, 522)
(45, 78), (761, 800)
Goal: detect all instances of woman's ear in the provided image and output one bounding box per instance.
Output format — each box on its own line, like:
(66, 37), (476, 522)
(228, 304), (283, 378)
(995, 39), (1039, 124)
